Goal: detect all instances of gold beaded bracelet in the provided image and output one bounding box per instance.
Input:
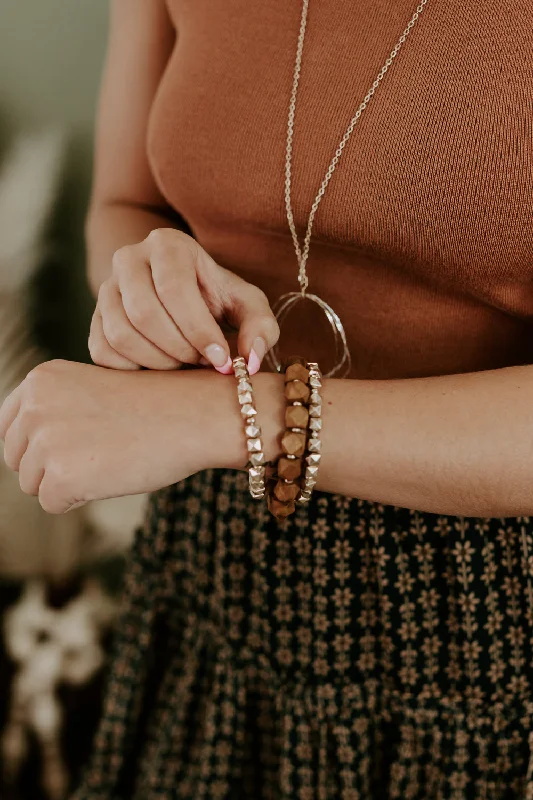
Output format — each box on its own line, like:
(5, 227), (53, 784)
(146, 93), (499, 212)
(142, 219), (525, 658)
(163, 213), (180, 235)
(297, 362), (322, 504)
(233, 356), (267, 499)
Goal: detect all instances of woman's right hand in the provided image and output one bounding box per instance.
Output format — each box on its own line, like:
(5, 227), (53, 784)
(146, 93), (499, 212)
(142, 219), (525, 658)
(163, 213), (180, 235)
(88, 228), (280, 375)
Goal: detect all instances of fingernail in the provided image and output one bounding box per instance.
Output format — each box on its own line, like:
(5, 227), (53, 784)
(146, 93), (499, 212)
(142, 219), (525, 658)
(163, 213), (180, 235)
(248, 337), (266, 376)
(215, 356), (233, 375)
(205, 344), (229, 368)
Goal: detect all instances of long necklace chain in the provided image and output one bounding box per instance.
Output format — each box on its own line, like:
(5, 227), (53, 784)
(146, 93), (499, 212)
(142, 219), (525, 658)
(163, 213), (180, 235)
(285, 0), (430, 295)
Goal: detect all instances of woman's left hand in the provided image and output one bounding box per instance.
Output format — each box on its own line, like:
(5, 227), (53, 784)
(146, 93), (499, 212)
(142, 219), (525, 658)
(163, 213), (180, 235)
(0, 359), (227, 514)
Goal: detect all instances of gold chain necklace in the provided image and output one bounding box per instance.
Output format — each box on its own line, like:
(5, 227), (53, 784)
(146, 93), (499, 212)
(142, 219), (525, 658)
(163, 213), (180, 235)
(266, 0), (430, 377)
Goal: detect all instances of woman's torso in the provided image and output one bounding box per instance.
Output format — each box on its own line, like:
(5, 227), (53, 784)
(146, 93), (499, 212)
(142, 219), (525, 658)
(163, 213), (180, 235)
(148, 0), (533, 379)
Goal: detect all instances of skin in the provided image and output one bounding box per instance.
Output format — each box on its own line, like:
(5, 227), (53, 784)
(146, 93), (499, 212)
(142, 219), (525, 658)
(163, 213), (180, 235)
(90, 229), (280, 374)
(1, 0), (532, 518)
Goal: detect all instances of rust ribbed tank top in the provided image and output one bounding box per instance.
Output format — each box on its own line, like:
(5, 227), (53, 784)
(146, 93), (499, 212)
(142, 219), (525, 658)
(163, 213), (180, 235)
(147, 0), (533, 379)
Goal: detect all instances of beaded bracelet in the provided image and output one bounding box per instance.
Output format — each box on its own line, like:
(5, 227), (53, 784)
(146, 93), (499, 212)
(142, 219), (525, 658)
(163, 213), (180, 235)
(267, 358), (309, 519)
(297, 362), (322, 504)
(233, 356), (267, 499)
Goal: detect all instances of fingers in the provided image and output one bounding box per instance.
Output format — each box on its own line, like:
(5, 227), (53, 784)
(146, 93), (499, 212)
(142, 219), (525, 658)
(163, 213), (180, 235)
(0, 383), (43, 497)
(19, 447), (44, 496)
(101, 230), (277, 377)
(113, 246), (200, 364)
(38, 471), (70, 515)
(98, 281), (181, 370)
(148, 235), (232, 373)
(226, 277), (280, 375)
(2, 418), (28, 472)
(0, 385), (21, 441)
(89, 309), (140, 370)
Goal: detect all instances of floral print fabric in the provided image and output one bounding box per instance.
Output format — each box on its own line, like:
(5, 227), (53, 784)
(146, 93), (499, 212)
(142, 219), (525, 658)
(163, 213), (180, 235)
(74, 470), (533, 799)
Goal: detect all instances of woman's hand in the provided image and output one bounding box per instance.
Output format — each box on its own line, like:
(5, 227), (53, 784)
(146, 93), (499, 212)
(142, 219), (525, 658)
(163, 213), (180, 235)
(89, 228), (279, 375)
(0, 359), (254, 514)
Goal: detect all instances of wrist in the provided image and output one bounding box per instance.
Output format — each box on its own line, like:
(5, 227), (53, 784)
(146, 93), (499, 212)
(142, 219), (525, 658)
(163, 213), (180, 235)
(179, 368), (284, 474)
(213, 370), (285, 471)
(242, 370), (285, 467)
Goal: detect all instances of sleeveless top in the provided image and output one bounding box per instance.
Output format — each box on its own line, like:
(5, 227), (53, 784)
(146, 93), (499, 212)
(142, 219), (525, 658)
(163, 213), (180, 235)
(148, 0), (533, 379)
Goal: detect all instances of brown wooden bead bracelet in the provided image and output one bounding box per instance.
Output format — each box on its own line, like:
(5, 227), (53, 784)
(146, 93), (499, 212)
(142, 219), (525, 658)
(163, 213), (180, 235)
(267, 357), (320, 521)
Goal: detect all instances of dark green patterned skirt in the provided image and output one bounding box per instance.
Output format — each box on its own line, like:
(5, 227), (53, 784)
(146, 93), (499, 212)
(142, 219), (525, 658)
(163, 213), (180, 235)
(73, 469), (533, 799)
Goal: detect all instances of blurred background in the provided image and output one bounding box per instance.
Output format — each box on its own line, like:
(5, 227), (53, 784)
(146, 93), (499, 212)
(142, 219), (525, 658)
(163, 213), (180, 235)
(0, 3), (147, 798)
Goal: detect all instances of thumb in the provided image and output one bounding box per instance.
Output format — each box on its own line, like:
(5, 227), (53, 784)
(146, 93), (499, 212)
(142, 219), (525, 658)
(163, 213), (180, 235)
(224, 276), (280, 375)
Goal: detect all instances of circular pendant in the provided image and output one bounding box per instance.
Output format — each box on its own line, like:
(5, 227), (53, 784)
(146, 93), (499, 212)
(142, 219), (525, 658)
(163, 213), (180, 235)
(265, 292), (352, 378)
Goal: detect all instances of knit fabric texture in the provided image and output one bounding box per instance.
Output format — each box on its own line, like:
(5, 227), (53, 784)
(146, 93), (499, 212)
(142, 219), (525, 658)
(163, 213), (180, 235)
(148, 0), (533, 378)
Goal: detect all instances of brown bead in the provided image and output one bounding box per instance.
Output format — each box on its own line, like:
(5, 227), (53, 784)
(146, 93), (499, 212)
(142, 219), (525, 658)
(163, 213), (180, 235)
(264, 463), (277, 483)
(281, 430), (306, 457)
(273, 480), (300, 502)
(285, 404), (309, 430)
(283, 355), (306, 369)
(284, 380), (311, 403)
(277, 456), (302, 481)
(267, 494), (296, 520)
(284, 363), (310, 384)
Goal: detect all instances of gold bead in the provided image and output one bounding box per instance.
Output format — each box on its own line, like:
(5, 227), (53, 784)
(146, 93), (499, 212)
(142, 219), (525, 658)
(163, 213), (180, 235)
(298, 491), (312, 504)
(245, 424), (261, 438)
(308, 438), (321, 453)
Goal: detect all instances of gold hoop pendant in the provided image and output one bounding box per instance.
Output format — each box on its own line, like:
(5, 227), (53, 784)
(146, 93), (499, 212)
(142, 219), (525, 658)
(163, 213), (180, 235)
(265, 292), (352, 378)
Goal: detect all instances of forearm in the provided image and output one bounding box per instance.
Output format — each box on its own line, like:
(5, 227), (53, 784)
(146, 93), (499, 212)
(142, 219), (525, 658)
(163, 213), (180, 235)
(246, 365), (533, 518)
(6, 361), (532, 517)
(85, 202), (183, 297)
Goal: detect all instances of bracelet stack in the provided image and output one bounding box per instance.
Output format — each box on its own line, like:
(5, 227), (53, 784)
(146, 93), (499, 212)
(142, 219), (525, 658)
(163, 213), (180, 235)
(232, 354), (322, 522)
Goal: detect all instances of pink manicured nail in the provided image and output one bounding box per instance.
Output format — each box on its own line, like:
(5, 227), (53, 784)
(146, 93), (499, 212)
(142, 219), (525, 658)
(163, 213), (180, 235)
(205, 343), (229, 368)
(248, 350), (261, 376)
(215, 356), (233, 375)
(248, 337), (266, 376)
